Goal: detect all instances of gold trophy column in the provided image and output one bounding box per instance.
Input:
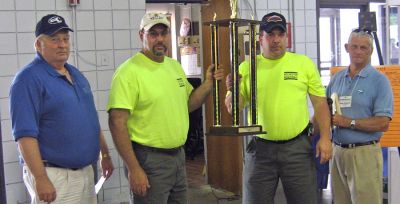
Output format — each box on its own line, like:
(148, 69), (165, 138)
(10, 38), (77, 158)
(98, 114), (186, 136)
(211, 13), (221, 126)
(249, 23), (258, 125)
(206, 0), (265, 136)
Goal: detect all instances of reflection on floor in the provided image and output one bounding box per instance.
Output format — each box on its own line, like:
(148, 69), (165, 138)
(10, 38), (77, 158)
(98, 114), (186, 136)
(186, 153), (333, 204)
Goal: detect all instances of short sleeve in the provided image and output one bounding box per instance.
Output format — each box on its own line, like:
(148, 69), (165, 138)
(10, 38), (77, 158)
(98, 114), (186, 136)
(373, 75), (393, 118)
(305, 57), (325, 97)
(10, 76), (41, 140)
(107, 67), (138, 112)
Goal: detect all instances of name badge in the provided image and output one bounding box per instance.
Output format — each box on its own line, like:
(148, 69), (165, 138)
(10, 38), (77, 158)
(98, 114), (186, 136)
(339, 96), (352, 108)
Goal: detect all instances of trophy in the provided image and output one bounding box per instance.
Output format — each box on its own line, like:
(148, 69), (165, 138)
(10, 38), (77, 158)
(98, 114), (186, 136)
(206, 0), (266, 136)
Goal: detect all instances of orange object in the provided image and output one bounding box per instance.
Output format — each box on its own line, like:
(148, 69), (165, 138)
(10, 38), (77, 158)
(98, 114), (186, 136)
(330, 65), (400, 147)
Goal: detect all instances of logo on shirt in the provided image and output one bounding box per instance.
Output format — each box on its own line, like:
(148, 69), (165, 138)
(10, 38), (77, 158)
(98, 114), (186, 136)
(177, 78), (185, 87)
(284, 72), (298, 80)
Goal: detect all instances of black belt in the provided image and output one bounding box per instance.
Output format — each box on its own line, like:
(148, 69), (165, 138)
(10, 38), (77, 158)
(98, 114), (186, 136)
(132, 142), (182, 155)
(256, 124), (311, 144)
(43, 161), (80, 171)
(334, 140), (379, 148)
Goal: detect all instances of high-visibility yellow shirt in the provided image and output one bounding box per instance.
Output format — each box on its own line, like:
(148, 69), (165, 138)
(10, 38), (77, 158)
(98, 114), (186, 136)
(107, 52), (193, 148)
(240, 52), (325, 140)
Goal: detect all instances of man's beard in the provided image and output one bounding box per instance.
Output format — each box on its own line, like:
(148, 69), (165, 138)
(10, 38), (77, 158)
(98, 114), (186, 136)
(153, 44), (168, 56)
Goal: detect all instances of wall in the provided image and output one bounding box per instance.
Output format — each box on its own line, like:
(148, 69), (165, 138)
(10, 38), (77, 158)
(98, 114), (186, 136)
(0, 0), (145, 203)
(238, 0), (318, 65)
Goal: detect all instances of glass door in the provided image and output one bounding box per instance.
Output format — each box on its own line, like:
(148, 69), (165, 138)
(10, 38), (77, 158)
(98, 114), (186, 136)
(319, 8), (360, 86)
(319, 9), (339, 69)
(318, 3), (388, 85)
(388, 6), (400, 64)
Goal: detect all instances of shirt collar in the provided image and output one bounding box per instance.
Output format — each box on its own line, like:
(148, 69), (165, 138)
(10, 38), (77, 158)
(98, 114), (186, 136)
(345, 64), (373, 78)
(34, 52), (71, 77)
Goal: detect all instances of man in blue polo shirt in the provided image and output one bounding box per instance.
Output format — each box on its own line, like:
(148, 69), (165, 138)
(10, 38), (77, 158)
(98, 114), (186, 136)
(327, 29), (393, 204)
(9, 14), (114, 203)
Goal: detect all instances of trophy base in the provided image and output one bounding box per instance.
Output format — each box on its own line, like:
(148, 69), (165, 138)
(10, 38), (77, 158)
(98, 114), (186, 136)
(207, 125), (266, 136)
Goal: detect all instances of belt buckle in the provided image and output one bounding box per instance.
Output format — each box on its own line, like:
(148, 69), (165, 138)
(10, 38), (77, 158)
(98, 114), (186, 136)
(348, 143), (356, 148)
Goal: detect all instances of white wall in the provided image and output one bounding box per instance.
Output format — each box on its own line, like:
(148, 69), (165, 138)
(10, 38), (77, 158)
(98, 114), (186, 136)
(0, 0), (145, 203)
(239, 0), (318, 65)
(0, 0), (318, 203)
(389, 148), (400, 204)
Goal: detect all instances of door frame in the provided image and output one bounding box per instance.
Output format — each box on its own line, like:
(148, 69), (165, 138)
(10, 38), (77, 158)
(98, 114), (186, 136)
(0, 119), (7, 203)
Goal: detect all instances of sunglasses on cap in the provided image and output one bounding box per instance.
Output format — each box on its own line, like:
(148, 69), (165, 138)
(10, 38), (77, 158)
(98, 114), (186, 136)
(352, 28), (373, 36)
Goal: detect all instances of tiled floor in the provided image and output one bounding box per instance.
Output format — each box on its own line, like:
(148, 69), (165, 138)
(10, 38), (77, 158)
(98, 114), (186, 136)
(186, 154), (241, 204)
(188, 185), (241, 204)
(186, 154), (206, 187)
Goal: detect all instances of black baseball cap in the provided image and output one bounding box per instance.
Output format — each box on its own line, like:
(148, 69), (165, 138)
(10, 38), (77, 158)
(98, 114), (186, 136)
(35, 14), (73, 37)
(259, 12), (287, 33)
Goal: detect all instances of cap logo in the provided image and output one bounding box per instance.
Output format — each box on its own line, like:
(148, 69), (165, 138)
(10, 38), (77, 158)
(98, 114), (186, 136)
(149, 14), (164, 20)
(48, 16), (63, 24)
(267, 15), (283, 23)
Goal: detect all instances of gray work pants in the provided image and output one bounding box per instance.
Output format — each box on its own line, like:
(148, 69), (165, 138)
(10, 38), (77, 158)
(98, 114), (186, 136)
(125, 146), (187, 204)
(243, 134), (318, 204)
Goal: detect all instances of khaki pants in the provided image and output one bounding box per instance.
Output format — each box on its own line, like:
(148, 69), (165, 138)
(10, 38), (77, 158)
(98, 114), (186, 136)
(331, 143), (383, 204)
(23, 165), (97, 204)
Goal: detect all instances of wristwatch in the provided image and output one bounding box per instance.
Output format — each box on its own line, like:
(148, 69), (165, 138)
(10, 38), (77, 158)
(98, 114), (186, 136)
(350, 119), (356, 129)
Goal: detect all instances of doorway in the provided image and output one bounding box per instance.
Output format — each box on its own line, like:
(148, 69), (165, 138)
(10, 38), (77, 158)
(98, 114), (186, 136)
(319, 3), (388, 84)
(319, 8), (360, 86)
(388, 6), (400, 64)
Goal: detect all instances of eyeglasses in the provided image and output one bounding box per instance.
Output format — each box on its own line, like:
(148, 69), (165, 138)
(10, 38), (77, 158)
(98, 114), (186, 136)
(145, 30), (169, 38)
